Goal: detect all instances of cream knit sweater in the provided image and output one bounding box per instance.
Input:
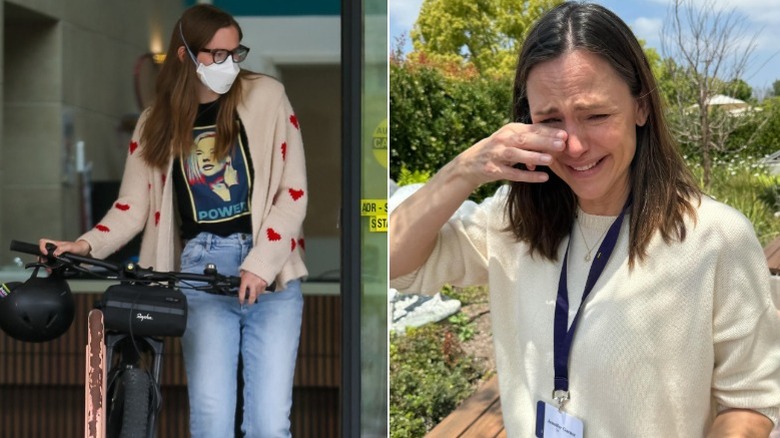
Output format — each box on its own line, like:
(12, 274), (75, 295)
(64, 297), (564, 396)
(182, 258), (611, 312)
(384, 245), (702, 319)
(80, 75), (308, 289)
(391, 187), (780, 436)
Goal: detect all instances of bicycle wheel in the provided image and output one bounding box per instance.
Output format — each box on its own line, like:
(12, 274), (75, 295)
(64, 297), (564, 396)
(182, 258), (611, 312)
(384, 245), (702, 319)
(107, 367), (151, 438)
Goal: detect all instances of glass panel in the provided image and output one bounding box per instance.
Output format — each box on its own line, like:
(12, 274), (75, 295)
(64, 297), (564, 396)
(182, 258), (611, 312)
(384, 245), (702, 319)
(361, 0), (388, 434)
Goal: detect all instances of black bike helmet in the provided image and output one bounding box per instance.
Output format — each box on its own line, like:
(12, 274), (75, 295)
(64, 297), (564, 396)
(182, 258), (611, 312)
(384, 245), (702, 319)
(0, 267), (74, 342)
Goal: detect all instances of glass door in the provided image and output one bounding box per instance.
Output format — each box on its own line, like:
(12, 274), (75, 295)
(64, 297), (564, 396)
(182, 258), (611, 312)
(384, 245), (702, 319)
(341, 0), (388, 435)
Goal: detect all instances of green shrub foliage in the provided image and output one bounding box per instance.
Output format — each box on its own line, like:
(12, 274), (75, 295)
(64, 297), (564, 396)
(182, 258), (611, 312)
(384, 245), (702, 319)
(390, 60), (512, 201)
(686, 155), (780, 245)
(389, 324), (482, 437)
(724, 97), (780, 160)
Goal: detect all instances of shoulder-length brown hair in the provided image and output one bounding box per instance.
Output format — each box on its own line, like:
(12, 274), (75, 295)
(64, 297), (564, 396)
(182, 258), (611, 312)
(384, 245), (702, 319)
(140, 4), (253, 169)
(507, 2), (700, 267)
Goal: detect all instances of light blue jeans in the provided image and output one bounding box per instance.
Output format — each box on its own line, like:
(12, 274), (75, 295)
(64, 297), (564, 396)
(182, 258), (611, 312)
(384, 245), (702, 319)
(179, 232), (303, 437)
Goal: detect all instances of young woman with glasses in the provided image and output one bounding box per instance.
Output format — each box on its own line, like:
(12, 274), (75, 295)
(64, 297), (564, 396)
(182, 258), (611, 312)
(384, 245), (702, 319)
(39, 4), (308, 437)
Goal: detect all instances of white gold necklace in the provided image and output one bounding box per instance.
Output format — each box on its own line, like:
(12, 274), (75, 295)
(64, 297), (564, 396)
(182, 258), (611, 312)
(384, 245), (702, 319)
(576, 216), (610, 262)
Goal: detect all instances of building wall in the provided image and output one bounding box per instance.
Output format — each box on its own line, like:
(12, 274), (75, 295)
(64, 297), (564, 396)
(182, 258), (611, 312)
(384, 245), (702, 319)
(1, 0), (183, 264)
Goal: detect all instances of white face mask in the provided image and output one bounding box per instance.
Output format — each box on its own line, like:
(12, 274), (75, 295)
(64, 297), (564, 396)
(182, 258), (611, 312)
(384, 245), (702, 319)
(195, 59), (239, 94)
(180, 23), (240, 95)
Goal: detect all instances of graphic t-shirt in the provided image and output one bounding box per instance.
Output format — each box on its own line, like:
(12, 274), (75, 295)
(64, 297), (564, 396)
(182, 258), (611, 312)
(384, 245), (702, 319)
(173, 100), (254, 239)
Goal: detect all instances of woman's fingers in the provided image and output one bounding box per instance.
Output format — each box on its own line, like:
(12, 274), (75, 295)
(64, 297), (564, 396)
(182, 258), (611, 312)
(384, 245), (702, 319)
(239, 283), (260, 305)
(505, 166), (550, 183)
(37, 239), (90, 257)
(502, 147), (554, 167)
(462, 123), (566, 185)
(38, 239), (67, 256)
(498, 123), (567, 153)
(238, 271), (268, 305)
(38, 239), (53, 256)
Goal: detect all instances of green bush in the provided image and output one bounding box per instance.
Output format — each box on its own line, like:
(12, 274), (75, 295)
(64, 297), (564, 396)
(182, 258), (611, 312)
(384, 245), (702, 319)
(390, 60), (512, 202)
(677, 96), (780, 162)
(390, 323), (483, 438)
(688, 155), (780, 245)
(447, 312), (476, 342)
(396, 166), (432, 186)
(725, 97), (780, 160)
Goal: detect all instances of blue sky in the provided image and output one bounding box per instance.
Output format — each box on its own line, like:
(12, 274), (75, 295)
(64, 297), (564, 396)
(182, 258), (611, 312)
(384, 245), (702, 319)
(389, 0), (780, 93)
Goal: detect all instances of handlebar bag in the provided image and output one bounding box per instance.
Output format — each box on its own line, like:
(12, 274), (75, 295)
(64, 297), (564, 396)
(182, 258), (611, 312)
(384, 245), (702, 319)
(99, 284), (187, 337)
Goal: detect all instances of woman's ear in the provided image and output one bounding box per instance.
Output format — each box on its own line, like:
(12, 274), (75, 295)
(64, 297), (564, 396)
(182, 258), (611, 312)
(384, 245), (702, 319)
(635, 97), (649, 127)
(177, 46), (187, 62)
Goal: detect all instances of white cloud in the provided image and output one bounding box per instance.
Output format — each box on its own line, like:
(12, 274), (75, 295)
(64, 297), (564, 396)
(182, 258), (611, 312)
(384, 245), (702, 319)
(631, 16), (663, 45)
(390, 0), (425, 31)
(648, 0), (780, 25)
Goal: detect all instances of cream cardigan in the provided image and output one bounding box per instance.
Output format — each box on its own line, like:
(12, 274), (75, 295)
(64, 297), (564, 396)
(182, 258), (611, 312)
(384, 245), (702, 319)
(80, 75), (308, 289)
(392, 187), (780, 436)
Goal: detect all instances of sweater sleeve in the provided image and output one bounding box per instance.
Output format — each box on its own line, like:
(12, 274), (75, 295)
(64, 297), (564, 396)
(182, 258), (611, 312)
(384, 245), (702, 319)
(711, 210), (780, 425)
(389, 188), (503, 294)
(78, 113), (151, 259)
(240, 93), (307, 284)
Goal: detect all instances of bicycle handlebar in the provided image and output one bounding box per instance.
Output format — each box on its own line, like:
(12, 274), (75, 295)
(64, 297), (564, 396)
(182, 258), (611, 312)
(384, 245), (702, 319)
(9, 240), (44, 256)
(11, 239), (123, 272)
(9, 240), (242, 293)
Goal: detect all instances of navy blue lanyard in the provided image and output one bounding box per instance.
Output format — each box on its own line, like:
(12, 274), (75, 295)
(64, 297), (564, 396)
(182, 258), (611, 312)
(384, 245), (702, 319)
(552, 202), (629, 408)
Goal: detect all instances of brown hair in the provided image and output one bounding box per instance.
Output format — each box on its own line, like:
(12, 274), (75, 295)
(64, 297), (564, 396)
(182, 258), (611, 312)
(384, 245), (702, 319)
(507, 2), (700, 267)
(140, 4), (253, 169)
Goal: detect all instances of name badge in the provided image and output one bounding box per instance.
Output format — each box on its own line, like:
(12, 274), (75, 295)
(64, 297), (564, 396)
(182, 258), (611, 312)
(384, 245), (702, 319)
(535, 401), (584, 438)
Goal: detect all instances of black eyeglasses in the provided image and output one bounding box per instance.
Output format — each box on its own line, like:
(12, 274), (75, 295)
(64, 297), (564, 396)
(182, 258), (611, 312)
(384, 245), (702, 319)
(198, 45), (250, 64)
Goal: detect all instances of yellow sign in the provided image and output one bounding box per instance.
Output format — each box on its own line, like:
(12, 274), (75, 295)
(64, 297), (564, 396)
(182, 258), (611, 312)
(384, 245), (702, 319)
(361, 199), (388, 232)
(369, 214), (388, 232)
(372, 119), (387, 169)
(361, 199), (388, 217)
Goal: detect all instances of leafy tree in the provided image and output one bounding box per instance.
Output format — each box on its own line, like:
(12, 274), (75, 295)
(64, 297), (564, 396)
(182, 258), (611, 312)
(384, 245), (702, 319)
(410, 0), (564, 78)
(728, 78), (753, 102)
(727, 97), (780, 159)
(773, 79), (780, 97)
(389, 59), (512, 202)
(640, 40), (664, 84)
(661, 0), (769, 187)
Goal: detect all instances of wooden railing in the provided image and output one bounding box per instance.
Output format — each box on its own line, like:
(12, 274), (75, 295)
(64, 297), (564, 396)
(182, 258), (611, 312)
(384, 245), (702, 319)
(426, 375), (504, 438)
